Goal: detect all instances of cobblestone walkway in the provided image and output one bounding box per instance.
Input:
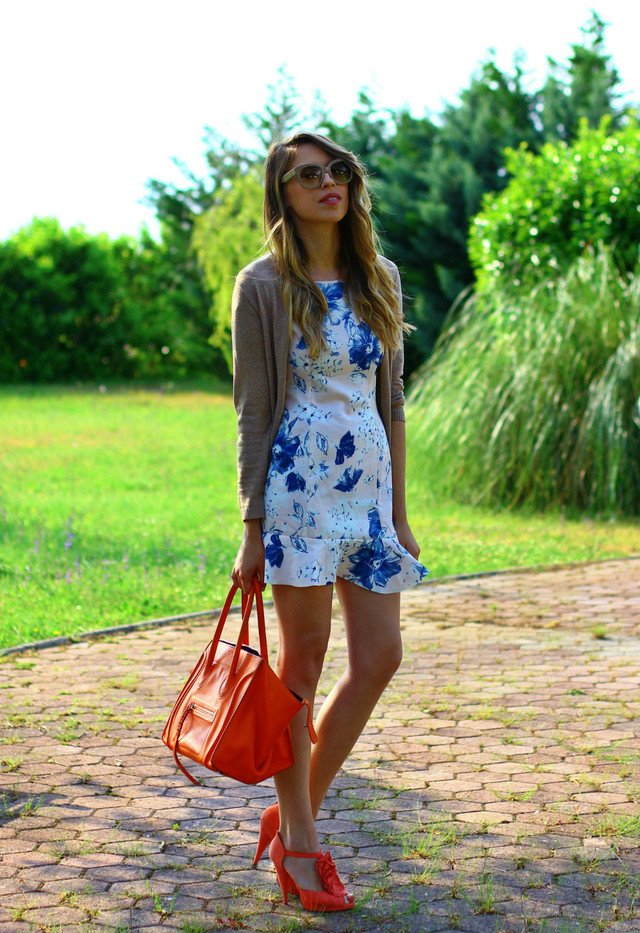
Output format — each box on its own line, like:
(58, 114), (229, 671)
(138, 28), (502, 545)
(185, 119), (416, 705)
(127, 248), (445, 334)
(1, 558), (639, 933)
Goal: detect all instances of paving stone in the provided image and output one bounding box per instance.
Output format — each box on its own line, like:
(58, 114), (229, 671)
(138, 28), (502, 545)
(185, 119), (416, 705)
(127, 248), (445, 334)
(1, 557), (638, 931)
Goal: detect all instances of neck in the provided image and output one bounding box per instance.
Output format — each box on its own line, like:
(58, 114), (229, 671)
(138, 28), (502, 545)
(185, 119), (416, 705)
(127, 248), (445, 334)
(293, 220), (342, 279)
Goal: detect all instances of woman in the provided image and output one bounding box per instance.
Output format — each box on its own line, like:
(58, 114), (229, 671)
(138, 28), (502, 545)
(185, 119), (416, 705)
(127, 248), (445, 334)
(231, 131), (428, 912)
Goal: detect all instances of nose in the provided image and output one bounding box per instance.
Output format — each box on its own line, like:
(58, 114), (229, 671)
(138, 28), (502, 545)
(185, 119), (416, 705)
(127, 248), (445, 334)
(321, 168), (335, 186)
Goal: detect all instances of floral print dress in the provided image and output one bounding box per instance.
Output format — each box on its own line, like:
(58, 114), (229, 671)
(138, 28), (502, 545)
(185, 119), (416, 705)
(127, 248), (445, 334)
(261, 281), (429, 592)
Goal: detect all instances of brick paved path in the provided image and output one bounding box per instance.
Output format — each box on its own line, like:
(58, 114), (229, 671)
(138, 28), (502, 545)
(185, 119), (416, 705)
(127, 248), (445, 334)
(1, 559), (639, 933)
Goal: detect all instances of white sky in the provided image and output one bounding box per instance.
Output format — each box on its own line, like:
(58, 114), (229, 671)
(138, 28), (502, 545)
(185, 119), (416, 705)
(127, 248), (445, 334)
(1, 0), (638, 242)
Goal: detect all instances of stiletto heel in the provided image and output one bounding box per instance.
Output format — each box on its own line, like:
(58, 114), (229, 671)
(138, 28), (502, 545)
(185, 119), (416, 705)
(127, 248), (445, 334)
(253, 802), (280, 865)
(268, 831), (355, 912)
(273, 861), (297, 904)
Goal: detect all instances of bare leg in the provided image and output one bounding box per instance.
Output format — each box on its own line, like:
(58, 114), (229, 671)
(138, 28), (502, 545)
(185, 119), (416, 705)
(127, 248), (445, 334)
(271, 582), (333, 893)
(308, 578), (403, 814)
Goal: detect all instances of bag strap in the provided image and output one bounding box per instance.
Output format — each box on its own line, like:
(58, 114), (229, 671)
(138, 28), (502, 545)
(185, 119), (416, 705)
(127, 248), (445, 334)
(206, 576), (268, 676)
(229, 577), (268, 677)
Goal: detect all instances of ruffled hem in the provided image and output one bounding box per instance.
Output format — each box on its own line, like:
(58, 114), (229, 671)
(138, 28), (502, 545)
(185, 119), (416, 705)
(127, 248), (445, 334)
(262, 531), (429, 593)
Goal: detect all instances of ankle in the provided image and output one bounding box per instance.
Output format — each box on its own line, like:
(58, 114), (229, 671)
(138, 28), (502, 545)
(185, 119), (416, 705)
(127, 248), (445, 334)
(280, 826), (320, 853)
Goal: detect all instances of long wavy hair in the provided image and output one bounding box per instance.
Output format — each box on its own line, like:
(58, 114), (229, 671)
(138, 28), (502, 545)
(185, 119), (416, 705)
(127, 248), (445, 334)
(262, 131), (415, 358)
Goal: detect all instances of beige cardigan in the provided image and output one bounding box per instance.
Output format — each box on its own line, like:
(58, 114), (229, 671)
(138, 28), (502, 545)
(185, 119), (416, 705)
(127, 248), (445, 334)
(231, 253), (407, 521)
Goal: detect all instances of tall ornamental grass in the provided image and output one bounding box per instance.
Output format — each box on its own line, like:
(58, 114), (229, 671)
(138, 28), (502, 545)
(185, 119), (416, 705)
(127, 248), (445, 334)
(407, 247), (640, 517)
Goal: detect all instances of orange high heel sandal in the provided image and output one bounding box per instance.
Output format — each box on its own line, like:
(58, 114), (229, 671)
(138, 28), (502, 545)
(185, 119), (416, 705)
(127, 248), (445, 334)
(253, 802), (280, 865)
(268, 831), (355, 912)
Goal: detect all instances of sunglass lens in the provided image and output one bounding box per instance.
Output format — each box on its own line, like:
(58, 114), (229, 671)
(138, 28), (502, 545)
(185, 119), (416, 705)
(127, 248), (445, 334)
(299, 165), (323, 187)
(331, 161), (352, 184)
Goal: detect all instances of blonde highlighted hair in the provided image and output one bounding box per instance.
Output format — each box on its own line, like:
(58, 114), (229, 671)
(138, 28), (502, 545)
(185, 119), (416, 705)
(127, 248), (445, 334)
(262, 131), (415, 357)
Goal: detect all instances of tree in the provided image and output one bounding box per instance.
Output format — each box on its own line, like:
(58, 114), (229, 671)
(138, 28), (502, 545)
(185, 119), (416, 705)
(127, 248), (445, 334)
(0, 218), (131, 382)
(538, 12), (626, 142)
(468, 118), (640, 295)
(242, 65), (330, 157)
(192, 169), (265, 372)
(141, 68), (328, 378)
(113, 226), (226, 379)
(358, 59), (539, 363)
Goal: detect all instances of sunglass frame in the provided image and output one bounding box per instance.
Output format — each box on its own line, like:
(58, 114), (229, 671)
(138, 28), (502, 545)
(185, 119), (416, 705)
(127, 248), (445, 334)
(281, 159), (353, 188)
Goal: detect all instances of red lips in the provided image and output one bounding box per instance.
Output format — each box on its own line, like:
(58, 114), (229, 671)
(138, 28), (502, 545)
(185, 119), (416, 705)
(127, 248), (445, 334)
(319, 193), (342, 203)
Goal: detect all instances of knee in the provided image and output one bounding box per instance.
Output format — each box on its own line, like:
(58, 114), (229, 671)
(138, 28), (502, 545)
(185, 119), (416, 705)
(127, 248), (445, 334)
(276, 633), (329, 691)
(350, 639), (403, 688)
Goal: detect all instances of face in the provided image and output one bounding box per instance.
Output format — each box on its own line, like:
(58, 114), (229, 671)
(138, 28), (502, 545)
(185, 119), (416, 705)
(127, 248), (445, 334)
(281, 142), (350, 226)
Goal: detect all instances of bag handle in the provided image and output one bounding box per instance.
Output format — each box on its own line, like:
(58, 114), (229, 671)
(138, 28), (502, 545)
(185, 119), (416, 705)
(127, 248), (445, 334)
(229, 577), (268, 678)
(206, 576), (268, 675)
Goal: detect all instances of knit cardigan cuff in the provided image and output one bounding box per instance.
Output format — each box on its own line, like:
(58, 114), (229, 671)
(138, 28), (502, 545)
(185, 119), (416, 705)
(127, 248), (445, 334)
(240, 499), (266, 522)
(391, 405), (406, 422)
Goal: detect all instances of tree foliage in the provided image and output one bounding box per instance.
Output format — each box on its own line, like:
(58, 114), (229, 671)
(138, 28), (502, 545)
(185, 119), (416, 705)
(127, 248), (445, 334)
(0, 218), (130, 382)
(1, 15), (633, 385)
(469, 118), (640, 295)
(539, 12), (626, 141)
(192, 169), (265, 371)
(0, 218), (224, 382)
(318, 13), (625, 364)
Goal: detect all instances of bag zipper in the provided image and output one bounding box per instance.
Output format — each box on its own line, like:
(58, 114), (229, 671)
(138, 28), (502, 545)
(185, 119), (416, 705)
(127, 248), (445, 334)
(189, 702), (215, 722)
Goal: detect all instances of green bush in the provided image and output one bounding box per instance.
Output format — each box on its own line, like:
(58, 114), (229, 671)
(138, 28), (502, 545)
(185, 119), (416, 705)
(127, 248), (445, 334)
(0, 218), (133, 382)
(113, 228), (226, 380)
(0, 218), (224, 383)
(469, 117), (640, 295)
(407, 247), (640, 516)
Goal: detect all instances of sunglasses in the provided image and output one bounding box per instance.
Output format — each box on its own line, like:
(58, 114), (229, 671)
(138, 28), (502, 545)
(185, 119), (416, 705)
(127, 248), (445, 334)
(281, 159), (353, 189)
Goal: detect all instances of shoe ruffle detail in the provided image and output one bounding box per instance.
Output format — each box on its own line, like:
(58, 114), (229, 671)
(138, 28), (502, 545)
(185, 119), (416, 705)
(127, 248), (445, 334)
(316, 851), (352, 900)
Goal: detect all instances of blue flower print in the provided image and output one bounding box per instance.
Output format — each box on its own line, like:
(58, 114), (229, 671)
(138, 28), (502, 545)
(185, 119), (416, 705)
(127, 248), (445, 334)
(291, 534), (308, 553)
(335, 431), (355, 465)
(333, 467), (363, 492)
(265, 534), (284, 568)
(349, 321), (382, 371)
(293, 373), (307, 393)
(272, 418), (301, 473)
(368, 506), (383, 538)
(348, 537), (402, 590)
(315, 432), (329, 454)
(285, 472), (306, 492)
(318, 282), (343, 310)
(261, 282), (429, 594)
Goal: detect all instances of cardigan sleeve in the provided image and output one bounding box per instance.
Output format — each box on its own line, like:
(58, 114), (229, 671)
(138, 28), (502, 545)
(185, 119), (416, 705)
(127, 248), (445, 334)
(389, 263), (406, 422)
(231, 275), (272, 521)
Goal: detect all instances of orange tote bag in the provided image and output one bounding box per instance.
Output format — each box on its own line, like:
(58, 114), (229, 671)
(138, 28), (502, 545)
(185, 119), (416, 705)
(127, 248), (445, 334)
(162, 575), (317, 785)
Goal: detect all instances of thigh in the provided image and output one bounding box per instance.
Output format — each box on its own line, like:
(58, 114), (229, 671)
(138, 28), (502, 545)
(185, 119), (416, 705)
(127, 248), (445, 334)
(334, 577), (402, 661)
(271, 583), (334, 654)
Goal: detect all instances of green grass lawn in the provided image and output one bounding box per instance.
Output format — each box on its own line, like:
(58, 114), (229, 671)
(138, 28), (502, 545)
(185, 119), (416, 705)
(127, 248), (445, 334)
(1, 381), (639, 650)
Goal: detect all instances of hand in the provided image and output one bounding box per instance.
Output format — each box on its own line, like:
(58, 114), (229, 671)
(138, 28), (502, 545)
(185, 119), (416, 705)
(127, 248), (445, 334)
(231, 522), (266, 595)
(393, 517), (421, 561)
